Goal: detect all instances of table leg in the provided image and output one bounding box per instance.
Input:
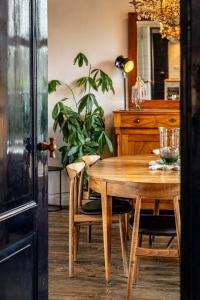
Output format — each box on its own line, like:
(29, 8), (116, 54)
(101, 181), (112, 283)
(127, 196), (141, 300)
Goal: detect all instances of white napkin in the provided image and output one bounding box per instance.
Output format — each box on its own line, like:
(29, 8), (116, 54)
(149, 160), (180, 171)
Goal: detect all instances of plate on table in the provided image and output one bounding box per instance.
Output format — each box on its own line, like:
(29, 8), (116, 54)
(151, 149), (160, 155)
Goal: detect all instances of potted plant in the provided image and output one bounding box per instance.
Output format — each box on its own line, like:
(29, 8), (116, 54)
(48, 53), (114, 165)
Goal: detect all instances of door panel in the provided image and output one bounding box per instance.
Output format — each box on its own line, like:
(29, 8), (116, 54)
(0, 0), (48, 299)
(0, 0), (33, 213)
(0, 235), (35, 300)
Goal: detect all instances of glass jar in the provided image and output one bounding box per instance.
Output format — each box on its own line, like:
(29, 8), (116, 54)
(159, 127), (180, 164)
(131, 76), (147, 109)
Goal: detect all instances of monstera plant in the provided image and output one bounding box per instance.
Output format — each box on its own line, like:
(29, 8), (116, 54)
(48, 53), (114, 165)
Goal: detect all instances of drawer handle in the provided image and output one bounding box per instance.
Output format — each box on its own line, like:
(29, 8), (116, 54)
(169, 118), (177, 123)
(134, 119), (140, 124)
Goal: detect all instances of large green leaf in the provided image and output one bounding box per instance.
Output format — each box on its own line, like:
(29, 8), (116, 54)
(48, 80), (61, 94)
(52, 102), (64, 119)
(67, 145), (79, 156)
(78, 94), (88, 113)
(104, 132), (114, 153)
(73, 52), (89, 67)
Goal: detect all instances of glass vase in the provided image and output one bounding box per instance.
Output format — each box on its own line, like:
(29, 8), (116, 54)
(159, 127), (180, 165)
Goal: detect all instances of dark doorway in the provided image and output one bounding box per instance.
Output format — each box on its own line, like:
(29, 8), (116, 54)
(151, 29), (169, 99)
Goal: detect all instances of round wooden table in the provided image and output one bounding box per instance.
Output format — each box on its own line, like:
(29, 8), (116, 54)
(88, 155), (180, 299)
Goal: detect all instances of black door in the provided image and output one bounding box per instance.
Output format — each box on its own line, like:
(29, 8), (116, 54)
(151, 29), (169, 99)
(0, 1), (48, 299)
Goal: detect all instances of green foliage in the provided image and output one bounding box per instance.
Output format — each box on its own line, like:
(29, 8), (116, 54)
(49, 53), (115, 165)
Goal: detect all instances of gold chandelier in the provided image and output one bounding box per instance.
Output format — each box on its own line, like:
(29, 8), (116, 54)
(130, 0), (180, 40)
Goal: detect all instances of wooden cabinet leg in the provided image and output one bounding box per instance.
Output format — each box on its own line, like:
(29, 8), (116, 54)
(101, 181), (112, 283)
(127, 196), (141, 300)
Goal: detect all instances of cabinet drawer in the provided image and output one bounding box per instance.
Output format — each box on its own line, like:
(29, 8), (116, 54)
(120, 113), (180, 128)
(121, 114), (156, 128)
(155, 114), (180, 127)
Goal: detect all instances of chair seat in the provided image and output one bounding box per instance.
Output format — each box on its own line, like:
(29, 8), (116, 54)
(80, 198), (132, 215)
(89, 192), (131, 202)
(129, 215), (176, 236)
(89, 192), (101, 200)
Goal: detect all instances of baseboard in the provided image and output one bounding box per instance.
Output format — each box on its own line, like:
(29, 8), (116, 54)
(48, 193), (69, 207)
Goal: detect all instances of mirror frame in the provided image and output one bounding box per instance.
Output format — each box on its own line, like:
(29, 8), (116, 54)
(128, 12), (180, 109)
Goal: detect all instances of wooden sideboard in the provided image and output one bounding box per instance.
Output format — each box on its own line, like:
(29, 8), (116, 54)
(114, 109), (180, 156)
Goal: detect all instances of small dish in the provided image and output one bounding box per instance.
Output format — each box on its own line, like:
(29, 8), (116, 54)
(151, 149), (160, 155)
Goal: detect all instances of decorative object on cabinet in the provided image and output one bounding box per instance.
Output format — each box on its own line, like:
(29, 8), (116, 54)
(159, 127), (180, 165)
(164, 78), (180, 100)
(48, 53), (114, 166)
(115, 55), (134, 110)
(131, 76), (147, 109)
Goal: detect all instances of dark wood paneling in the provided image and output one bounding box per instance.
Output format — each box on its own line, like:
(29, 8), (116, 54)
(0, 235), (35, 300)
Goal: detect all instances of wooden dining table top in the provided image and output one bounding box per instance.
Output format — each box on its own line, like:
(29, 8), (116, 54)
(88, 155), (180, 185)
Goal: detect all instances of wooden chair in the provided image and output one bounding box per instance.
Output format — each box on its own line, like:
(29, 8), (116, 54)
(127, 195), (180, 300)
(81, 155), (133, 241)
(67, 161), (132, 278)
(81, 155), (101, 243)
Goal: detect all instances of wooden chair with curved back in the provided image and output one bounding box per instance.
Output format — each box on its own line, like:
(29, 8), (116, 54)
(67, 160), (132, 278)
(81, 155), (133, 241)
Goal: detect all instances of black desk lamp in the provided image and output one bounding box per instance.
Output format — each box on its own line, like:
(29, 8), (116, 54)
(115, 55), (134, 110)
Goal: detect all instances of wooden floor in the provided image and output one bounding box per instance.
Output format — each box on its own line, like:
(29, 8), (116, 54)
(49, 209), (180, 300)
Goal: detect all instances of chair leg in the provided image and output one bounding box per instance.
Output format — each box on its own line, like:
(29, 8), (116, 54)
(74, 225), (80, 261)
(149, 235), (153, 247)
(134, 233), (142, 284)
(119, 215), (129, 277)
(125, 213), (130, 240)
(127, 196), (141, 300)
(173, 196), (181, 254)
(87, 224), (92, 243)
(139, 233), (143, 247)
(69, 222), (74, 277)
(167, 235), (175, 248)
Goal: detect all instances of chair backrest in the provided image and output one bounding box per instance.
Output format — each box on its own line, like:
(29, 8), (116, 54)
(81, 155), (101, 199)
(67, 162), (85, 214)
(81, 155), (100, 167)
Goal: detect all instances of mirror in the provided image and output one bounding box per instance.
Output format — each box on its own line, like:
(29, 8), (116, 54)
(128, 13), (181, 105)
(137, 21), (180, 100)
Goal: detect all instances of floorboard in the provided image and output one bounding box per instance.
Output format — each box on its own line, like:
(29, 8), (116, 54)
(48, 209), (180, 300)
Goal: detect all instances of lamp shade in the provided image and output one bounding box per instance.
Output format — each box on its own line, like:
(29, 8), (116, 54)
(115, 55), (134, 73)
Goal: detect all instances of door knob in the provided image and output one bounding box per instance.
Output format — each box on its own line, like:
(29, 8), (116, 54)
(38, 138), (57, 158)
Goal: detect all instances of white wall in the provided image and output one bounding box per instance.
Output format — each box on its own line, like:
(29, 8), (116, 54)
(48, 0), (131, 205)
(168, 41), (180, 79)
